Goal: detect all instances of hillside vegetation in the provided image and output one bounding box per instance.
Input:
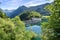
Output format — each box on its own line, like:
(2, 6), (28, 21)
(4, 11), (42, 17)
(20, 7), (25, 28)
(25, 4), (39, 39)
(0, 9), (38, 40)
(19, 11), (41, 21)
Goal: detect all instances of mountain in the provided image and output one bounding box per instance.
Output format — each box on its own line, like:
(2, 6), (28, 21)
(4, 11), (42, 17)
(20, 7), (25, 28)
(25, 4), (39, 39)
(9, 6), (28, 18)
(6, 3), (51, 18)
(28, 3), (50, 15)
(4, 9), (15, 16)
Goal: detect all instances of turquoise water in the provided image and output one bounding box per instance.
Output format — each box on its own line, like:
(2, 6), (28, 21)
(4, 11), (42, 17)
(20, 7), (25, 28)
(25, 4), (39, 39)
(26, 25), (42, 34)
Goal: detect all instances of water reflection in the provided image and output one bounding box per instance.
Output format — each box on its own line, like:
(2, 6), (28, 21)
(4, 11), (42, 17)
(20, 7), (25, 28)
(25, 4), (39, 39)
(26, 25), (42, 34)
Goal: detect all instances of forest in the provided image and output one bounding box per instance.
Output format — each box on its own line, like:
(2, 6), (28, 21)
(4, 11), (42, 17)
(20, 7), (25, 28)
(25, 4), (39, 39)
(0, 0), (60, 40)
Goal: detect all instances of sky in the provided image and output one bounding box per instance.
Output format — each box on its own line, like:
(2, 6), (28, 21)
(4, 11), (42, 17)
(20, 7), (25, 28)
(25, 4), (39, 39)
(0, 0), (54, 10)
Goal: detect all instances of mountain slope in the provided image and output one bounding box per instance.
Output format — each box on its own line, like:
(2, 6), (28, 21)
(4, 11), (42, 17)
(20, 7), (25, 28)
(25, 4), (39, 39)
(8, 3), (51, 18)
(28, 3), (50, 15)
(9, 6), (28, 18)
(4, 10), (14, 16)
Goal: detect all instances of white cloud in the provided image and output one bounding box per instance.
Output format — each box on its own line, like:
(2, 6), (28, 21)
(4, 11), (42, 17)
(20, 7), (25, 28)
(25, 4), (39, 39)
(0, 0), (54, 10)
(24, 0), (54, 7)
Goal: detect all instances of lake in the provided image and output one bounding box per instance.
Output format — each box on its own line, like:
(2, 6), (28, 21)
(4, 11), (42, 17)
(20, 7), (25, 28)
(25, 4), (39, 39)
(26, 25), (42, 34)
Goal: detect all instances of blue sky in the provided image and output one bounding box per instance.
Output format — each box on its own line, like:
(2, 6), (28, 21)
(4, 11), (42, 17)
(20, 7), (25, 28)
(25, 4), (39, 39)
(0, 0), (54, 10)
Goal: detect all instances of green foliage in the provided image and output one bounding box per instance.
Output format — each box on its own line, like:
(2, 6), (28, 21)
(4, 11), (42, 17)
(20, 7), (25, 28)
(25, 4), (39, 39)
(0, 9), (8, 18)
(42, 0), (60, 40)
(41, 22), (55, 40)
(0, 10), (37, 40)
(25, 30), (37, 40)
(29, 11), (41, 18)
(12, 16), (38, 40)
(20, 11), (41, 21)
(42, 16), (50, 19)
(0, 17), (37, 40)
(0, 18), (15, 40)
(11, 16), (25, 30)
